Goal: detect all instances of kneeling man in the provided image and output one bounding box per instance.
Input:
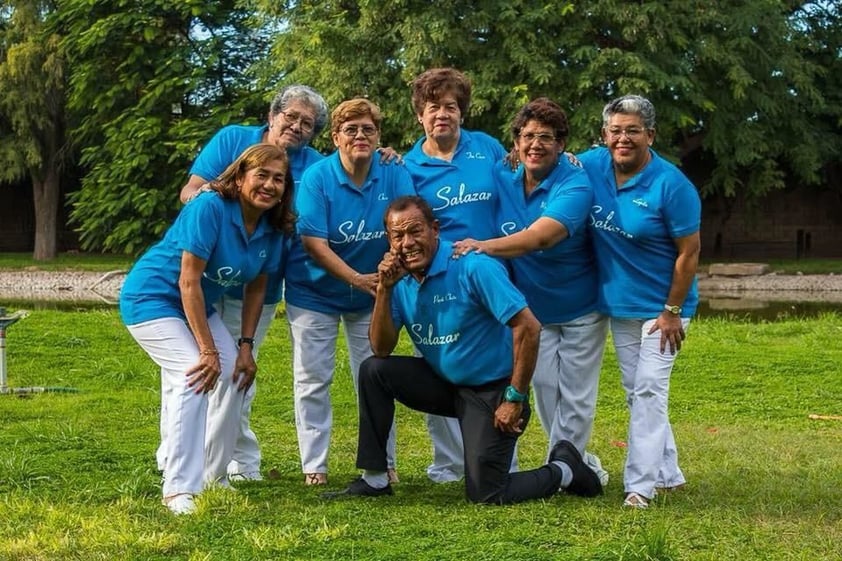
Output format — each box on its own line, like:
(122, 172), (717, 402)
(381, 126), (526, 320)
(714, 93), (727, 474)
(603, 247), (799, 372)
(325, 196), (603, 504)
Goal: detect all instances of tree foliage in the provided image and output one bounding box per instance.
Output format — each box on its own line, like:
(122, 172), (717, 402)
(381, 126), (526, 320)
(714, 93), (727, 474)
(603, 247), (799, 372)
(3, 0), (839, 254)
(264, 0), (841, 199)
(0, 0), (67, 260)
(57, 0), (270, 254)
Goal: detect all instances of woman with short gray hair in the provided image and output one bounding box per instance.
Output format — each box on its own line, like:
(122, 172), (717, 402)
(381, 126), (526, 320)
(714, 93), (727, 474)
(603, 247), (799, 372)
(580, 94), (701, 509)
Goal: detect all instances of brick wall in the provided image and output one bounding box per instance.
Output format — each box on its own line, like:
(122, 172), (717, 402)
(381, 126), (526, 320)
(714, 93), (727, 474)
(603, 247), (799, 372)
(700, 188), (842, 259)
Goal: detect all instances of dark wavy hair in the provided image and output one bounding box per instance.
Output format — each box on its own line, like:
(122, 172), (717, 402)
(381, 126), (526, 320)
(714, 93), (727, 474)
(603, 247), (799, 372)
(383, 195), (436, 229)
(210, 143), (296, 234)
(410, 68), (472, 116)
(510, 97), (569, 142)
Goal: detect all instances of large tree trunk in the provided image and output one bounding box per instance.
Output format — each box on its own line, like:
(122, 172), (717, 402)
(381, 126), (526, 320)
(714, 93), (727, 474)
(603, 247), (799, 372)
(31, 166), (60, 261)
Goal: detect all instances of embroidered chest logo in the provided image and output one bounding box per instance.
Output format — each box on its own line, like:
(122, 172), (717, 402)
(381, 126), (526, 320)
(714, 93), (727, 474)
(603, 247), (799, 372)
(433, 293), (457, 304)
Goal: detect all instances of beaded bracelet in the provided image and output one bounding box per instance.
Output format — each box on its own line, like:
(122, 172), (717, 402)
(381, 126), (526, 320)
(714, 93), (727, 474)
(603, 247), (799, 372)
(199, 348), (220, 356)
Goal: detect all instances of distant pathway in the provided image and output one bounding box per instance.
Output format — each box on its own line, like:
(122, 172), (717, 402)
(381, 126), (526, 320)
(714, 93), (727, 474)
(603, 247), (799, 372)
(0, 269), (841, 304)
(0, 270), (125, 304)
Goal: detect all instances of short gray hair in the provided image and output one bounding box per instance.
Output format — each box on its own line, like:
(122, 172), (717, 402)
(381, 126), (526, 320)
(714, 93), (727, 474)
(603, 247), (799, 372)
(602, 94), (656, 130)
(269, 85), (329, 136)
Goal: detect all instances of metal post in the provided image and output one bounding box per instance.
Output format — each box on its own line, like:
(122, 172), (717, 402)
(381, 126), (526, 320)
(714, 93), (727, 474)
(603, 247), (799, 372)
(0, 307), (25, 394)
(0, 324), (8, 394)
(0, 307), (78, 395)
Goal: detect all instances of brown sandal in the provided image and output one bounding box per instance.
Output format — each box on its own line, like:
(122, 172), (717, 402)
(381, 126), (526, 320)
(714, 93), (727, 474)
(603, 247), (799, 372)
(304, 472), (327, 486)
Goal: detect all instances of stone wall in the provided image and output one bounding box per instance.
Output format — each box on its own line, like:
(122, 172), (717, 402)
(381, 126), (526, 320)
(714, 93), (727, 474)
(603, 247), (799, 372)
(699, 187), (842, 259)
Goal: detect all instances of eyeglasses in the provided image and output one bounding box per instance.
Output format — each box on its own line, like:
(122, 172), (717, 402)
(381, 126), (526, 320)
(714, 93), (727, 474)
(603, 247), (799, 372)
(340, 125), (378, 137)
(279, 111), (315, 133)
(519, 132), (558, 145)
(605, 127), (647, 140)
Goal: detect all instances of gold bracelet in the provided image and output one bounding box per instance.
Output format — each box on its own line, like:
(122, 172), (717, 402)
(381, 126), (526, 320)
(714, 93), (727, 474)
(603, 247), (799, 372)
(199, 348), (219, 356)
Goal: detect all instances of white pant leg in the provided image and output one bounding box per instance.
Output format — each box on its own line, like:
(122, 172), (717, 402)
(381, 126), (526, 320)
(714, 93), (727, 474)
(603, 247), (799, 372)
(414, 343), (465, 482)
(215, 296), (276, 476)
(611, 317), (689, 499)
(425, 414), (465, 482)
(341, 311), (398, 469)
(532, 326), (563, 445)
(549, 312), (609, 454)
(287, 304), (340, 474)
(201, 313), (245, 487)
(128, 316), (237, 497)
(156, 373), (168, 471)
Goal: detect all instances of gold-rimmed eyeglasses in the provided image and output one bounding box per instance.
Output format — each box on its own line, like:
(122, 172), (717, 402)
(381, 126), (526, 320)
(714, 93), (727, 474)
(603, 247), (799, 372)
(340, 124), (378, 137)
(279, 110), (315, 133)
(605, 127), (647, 140)
(519, 132), (558, 145)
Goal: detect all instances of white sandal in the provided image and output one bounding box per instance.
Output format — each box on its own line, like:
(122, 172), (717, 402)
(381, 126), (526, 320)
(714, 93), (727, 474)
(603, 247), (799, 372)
(623, 492), (649, 509)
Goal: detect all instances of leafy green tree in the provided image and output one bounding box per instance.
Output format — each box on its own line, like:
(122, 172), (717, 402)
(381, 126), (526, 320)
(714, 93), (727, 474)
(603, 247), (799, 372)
(264, 0), (839, 199)
(57, 0), (269, 254)
(0, 0), (67, 260)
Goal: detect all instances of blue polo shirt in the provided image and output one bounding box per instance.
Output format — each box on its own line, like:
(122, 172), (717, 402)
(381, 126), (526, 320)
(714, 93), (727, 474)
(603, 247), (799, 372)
(579, 146), (701, 318)
(188, 123), (324, 304)
(390, 241), (528, 386)
(190, 124), (324, 187)
(404, 129), (506, 241)
(284, 153), (417, 314)
(494, 159), (598, 324)
(120, 191), (283, 325)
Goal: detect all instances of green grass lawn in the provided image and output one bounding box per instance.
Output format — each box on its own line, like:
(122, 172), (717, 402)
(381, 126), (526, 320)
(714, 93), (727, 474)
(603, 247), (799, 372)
(0, 309), (840, 560)
(0, 253), (133, 272)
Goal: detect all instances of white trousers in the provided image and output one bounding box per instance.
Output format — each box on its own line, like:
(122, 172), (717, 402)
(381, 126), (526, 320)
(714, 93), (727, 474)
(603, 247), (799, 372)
(129, 315), (243, 497)
(286, 304), (396, 473)
(532, 311), (608, 456)
(156, 298), (276, 476)
(215, 296), (277, 475)
(611, 317), (690, 499)
(425, 414), (466, 482)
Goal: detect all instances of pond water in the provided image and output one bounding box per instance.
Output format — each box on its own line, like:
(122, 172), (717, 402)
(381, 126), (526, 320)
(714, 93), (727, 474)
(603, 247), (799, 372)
(697, 297), (842, 321)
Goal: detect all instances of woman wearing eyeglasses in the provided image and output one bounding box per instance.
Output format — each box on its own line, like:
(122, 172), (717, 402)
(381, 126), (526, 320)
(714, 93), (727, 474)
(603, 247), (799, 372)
(578, 94), (701, 509)
(452, 98), (608, 484)
(284, 98), (416, 485)
(402, 67), (511, 483)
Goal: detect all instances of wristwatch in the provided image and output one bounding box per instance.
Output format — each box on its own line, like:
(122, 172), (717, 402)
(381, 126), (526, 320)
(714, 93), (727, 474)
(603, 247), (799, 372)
(238, 337), (255, 348)
(663, 304), (682, 315)
(503, 385), (527, 403)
